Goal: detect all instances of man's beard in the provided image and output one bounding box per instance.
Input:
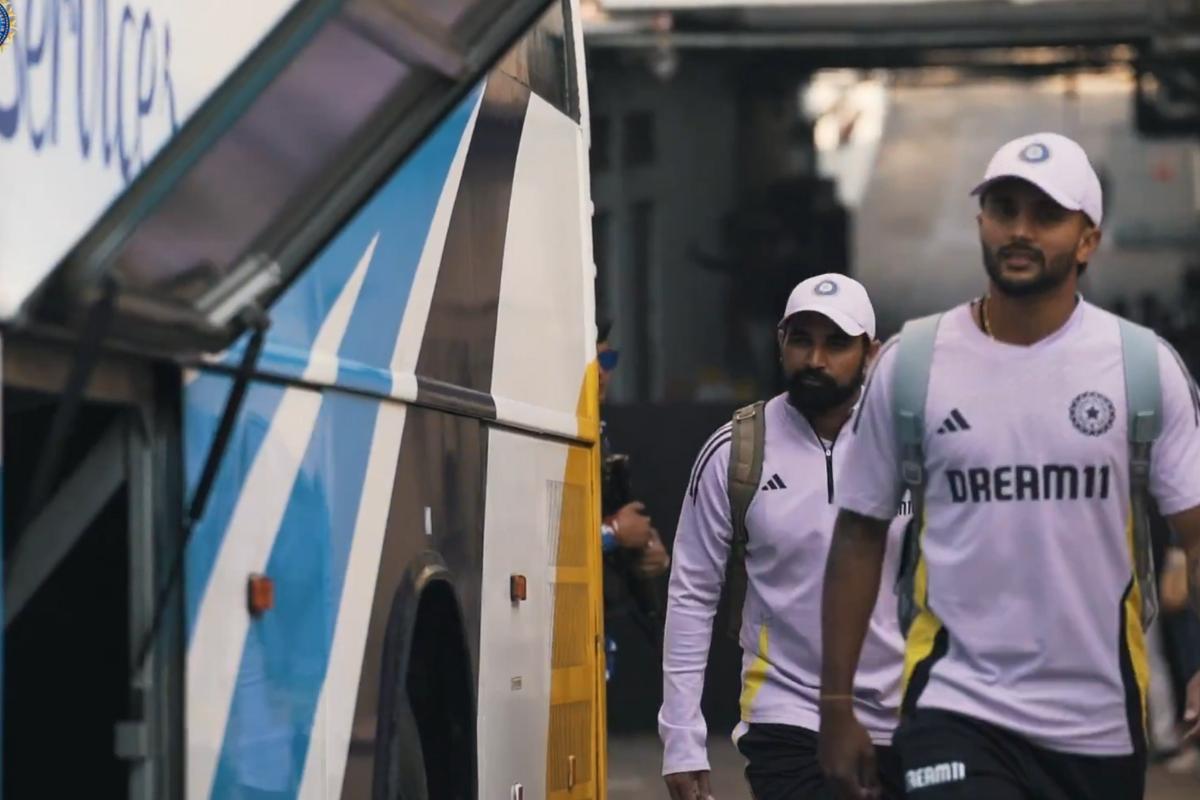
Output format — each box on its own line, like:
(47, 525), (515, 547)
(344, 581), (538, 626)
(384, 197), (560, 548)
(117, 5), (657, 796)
(982, 241), (1076, 298)
(786, 362), (866, 417)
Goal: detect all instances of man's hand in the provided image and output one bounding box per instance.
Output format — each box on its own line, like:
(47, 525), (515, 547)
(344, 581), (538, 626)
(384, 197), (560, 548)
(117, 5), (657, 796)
(820, 705), (881, 800)
(636, 531), (671, 577)
(1160, 547), (1189, 613)
(1184, 670), (1200, 742)
(663, 770), (712, 800)
(612, 501), (654, 549)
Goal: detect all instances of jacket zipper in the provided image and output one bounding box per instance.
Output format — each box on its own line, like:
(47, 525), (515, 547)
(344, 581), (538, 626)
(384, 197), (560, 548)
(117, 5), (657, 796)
(824, 442), (834, 503)
(802, 415), (838, 503)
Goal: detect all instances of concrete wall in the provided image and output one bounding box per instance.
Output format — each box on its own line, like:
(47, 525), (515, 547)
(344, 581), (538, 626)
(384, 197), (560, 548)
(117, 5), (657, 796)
(853, 71), (1200, 337)
(589, 52), (744, 402)
(586, 60), (1200, 400)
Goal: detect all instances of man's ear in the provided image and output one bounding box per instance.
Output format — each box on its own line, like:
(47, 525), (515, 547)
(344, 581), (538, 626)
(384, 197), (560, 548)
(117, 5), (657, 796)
(866, 337), (882, 368)
(1077, 225), (1102, 265)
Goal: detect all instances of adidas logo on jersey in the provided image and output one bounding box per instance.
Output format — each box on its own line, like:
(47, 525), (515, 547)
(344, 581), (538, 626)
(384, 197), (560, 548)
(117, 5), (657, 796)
(760, 474), (787, 491)
(936, 409), (972, 434)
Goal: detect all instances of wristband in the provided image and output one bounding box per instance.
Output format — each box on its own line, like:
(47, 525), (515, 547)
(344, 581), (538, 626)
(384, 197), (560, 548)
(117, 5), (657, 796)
(601, 522), (618, 553)
(819, 694), (855, 703)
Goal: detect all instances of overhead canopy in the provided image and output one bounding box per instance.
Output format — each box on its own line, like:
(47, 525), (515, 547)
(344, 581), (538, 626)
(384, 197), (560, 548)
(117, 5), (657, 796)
(0, 0), (307, 322)
(5, 0), (557, 355)
(586, 1), (1181, 54)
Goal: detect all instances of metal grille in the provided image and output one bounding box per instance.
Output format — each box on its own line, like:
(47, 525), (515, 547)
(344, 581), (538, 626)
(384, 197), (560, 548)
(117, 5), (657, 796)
(547, 479), (588, 567)
(547, 701), (592, 792)
(551, 583), (590, 668)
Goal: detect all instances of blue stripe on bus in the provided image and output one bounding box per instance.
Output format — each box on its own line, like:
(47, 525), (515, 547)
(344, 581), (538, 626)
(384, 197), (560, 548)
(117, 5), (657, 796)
(215, 88), (480, 386)
(336, 87), (481, 388)
(185, 88), (480, 639)
(184, 374), (289, 639)
(209, 392), (380, 799)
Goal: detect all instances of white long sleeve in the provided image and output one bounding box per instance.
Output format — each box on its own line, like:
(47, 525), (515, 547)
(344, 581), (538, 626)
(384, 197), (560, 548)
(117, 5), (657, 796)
(659, 423), (734, 775)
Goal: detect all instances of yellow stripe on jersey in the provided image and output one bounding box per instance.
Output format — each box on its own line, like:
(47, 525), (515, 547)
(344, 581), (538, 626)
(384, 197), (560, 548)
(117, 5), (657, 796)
(739, 620), (771, 721)
(903, 517), (944, 694)
(1121, 513), (1150, 740)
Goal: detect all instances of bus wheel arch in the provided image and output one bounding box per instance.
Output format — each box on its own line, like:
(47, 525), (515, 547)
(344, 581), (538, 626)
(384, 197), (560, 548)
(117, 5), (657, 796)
(376, 552), (477, 800)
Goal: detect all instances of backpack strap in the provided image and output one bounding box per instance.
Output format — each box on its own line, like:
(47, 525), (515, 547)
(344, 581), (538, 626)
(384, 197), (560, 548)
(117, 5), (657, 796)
(1118, 317), (1162, 629)
(891, 314), (943, 635)
(893, 315), (942, 490)
(724, 400), (766, 641)
(888, 313), (1163, 633)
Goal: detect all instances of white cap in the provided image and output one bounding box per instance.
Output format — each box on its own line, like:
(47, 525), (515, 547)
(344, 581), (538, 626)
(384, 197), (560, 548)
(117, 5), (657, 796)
(970, 132), (1103, 226)
(779, 273), (876, 339)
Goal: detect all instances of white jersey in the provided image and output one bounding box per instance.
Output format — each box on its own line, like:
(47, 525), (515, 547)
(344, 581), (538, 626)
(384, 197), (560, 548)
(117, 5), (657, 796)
(839, 299), (1200, 756)
(659, 394), (910, 775)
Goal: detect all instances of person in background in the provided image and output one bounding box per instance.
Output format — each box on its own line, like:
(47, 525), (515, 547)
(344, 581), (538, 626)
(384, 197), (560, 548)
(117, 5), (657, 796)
(661, 276), (910, 800)
(597, 319), (669, 680)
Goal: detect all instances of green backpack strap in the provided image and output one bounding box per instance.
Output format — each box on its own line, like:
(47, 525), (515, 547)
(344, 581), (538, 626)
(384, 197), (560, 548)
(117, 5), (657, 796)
(1119, 317), (1162, 629)
(723, 400), (766, 641)
(891, 313), (943, 636)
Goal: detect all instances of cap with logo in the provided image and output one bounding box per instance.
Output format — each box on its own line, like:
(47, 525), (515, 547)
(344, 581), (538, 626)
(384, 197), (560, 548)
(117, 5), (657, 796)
(780, 273), (877, 339)
(970, 132), (1103, 226)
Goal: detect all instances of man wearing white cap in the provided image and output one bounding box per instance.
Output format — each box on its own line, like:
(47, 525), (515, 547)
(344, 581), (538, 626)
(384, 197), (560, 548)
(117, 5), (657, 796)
(820, 132), (1200, 799)
(661, 274), (911, 799)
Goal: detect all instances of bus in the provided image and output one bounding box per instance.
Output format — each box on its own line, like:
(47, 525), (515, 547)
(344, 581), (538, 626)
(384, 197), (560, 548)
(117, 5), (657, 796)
(0, 1), (605, 798)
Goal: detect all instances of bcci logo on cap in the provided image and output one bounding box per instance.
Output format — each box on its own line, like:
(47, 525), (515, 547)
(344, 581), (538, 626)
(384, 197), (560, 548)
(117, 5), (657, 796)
(814, 279), (839, 296)
(0, 1), (15, 53)
(1019, 142), (1050, 164)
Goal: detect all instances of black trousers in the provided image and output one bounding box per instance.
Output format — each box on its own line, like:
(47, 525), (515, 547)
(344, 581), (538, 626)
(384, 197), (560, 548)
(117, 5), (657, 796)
(894, 708), (1146, 799)
(735, 723), (905, 800)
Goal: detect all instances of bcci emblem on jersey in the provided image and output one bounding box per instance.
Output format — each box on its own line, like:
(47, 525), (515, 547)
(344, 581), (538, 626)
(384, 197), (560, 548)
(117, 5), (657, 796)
(0, 1), (15, 53)
(1070, 391), (1115, 437)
